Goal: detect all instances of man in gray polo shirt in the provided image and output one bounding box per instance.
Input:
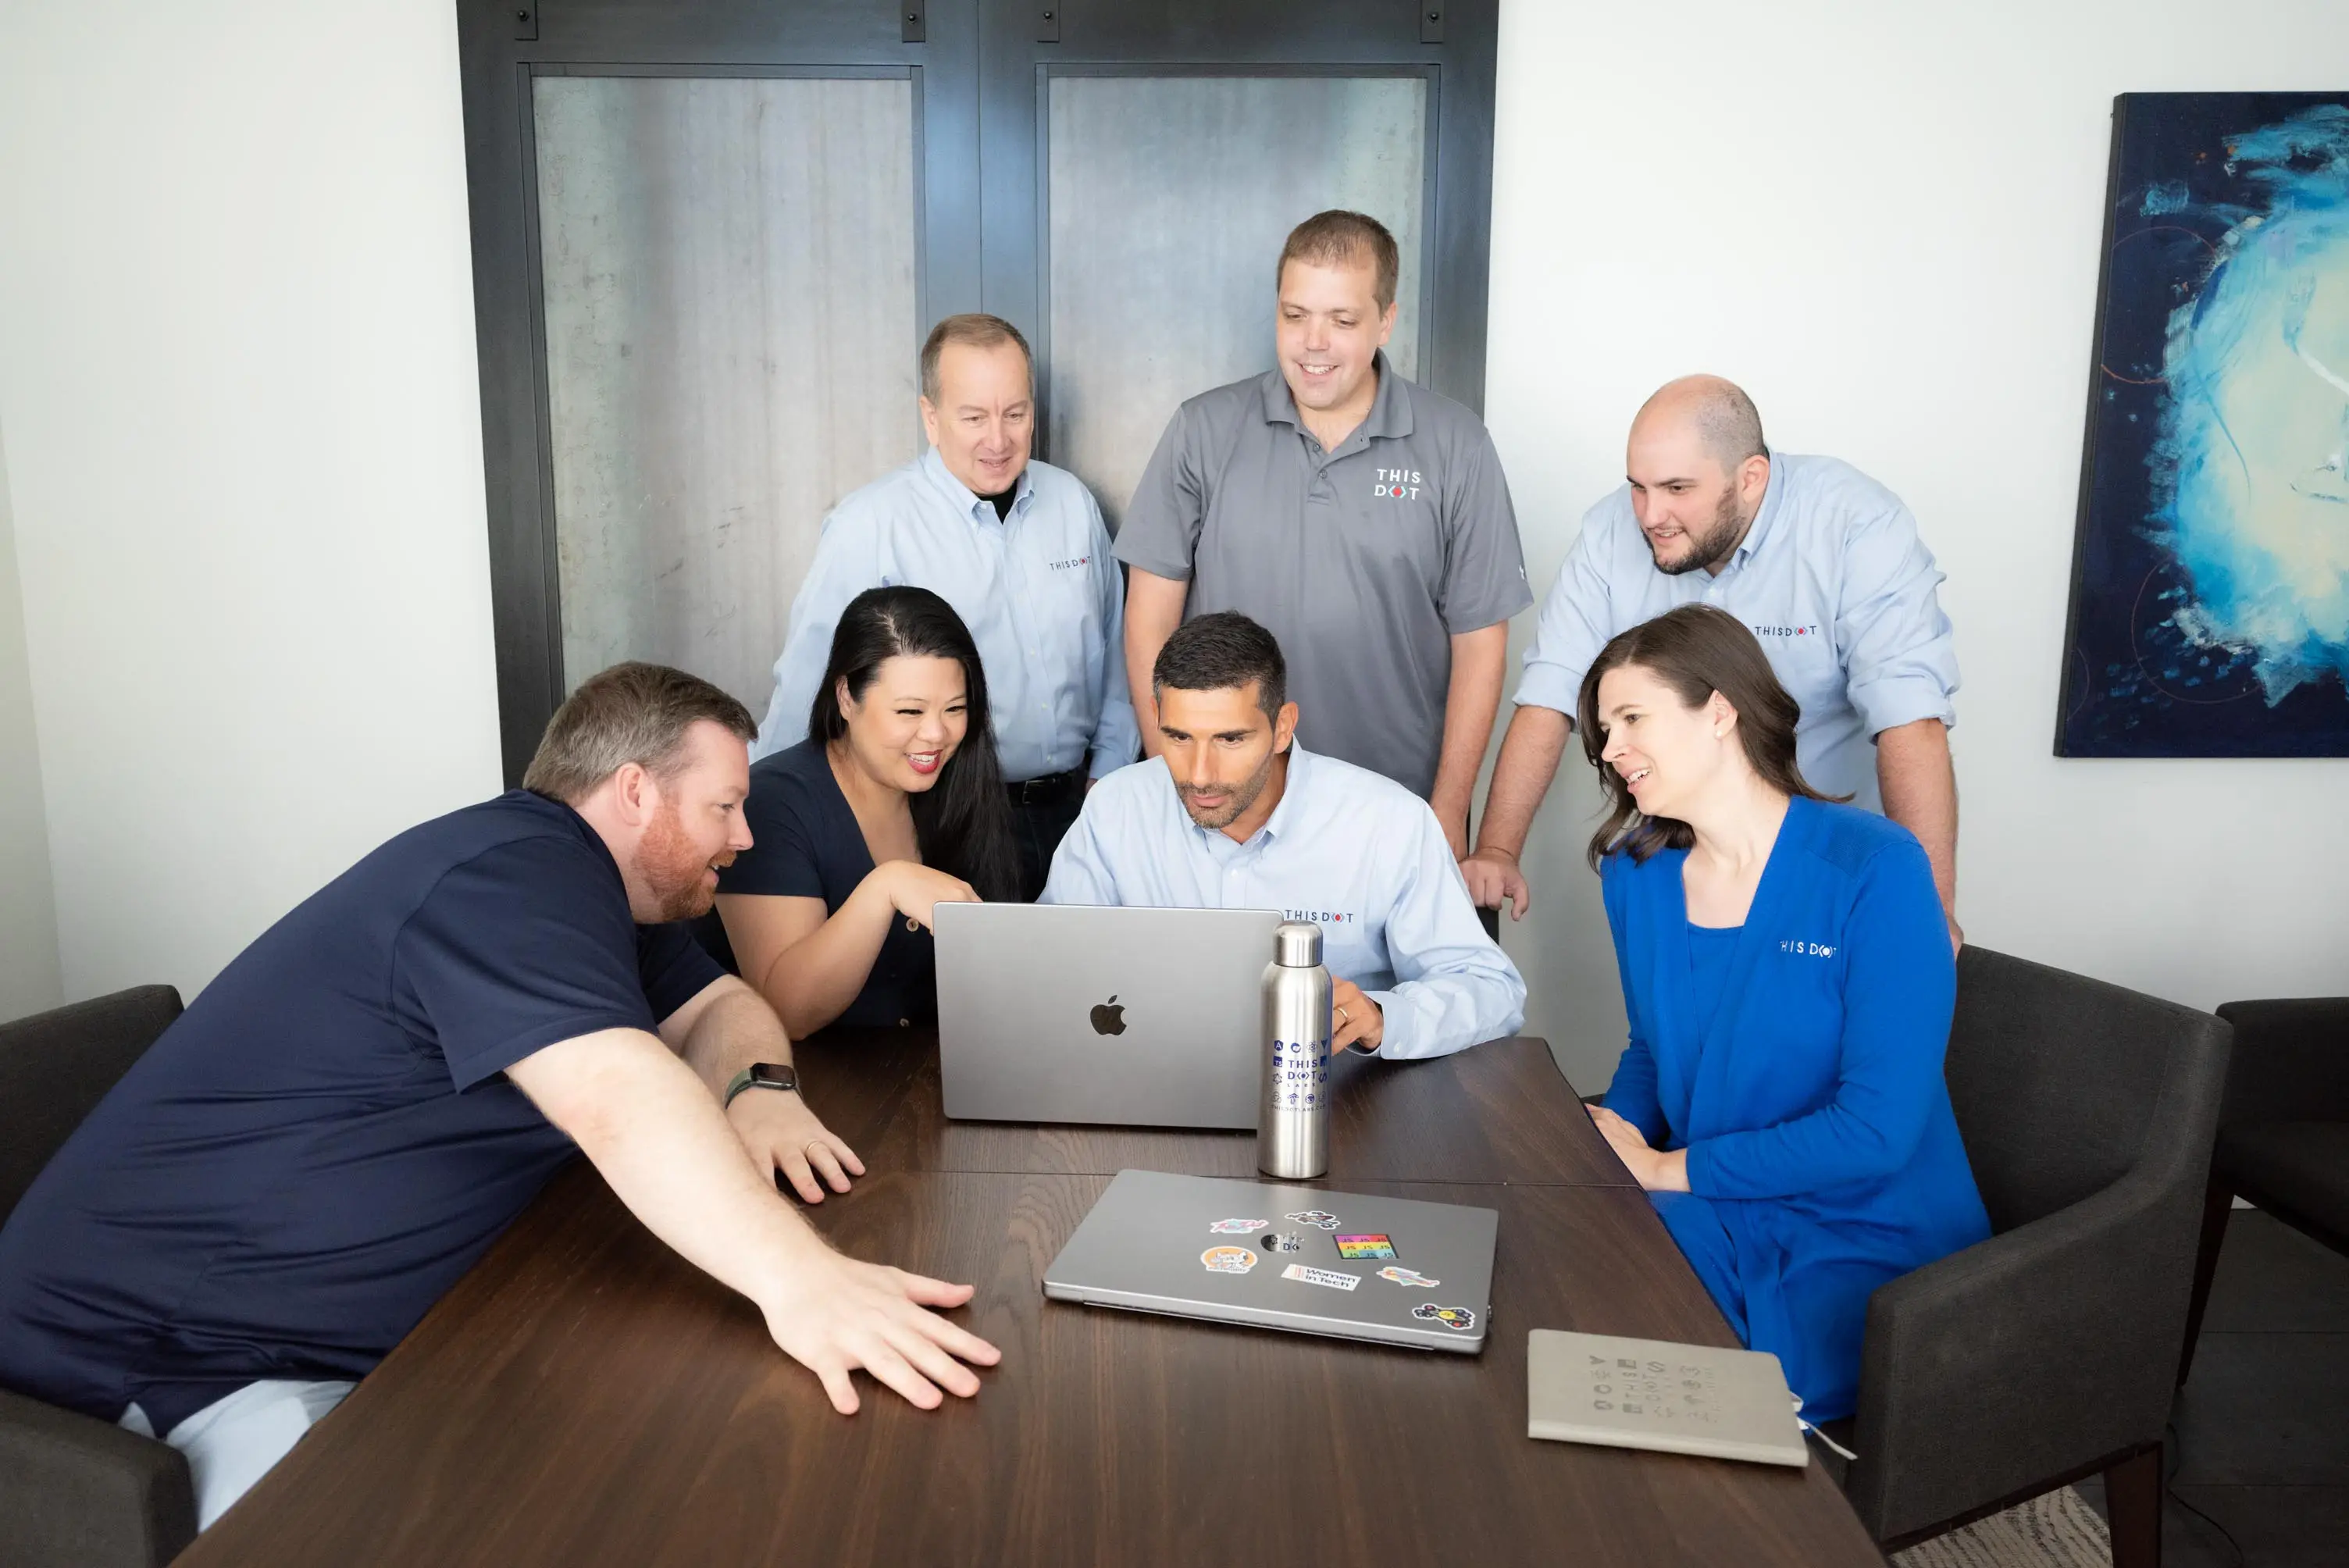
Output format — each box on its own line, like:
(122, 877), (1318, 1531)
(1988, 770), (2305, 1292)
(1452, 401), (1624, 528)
(1117, 210), (1531, 860)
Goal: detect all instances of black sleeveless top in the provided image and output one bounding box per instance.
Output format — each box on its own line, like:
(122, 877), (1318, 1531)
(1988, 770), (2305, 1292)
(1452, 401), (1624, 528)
(697, 739), (933, 1029)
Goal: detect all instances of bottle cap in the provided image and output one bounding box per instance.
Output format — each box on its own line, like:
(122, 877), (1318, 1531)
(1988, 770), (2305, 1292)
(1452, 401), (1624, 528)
(1273, 920), (1323, 967)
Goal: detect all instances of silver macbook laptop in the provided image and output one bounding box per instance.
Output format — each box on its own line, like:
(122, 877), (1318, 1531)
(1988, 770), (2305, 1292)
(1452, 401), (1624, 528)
(934, 903), (1281, 1128)
(1044, 1170), (1498, 1353)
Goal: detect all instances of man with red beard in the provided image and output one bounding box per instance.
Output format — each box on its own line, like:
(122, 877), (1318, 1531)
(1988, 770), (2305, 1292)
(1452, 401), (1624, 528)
(0, 662), (999, 1533)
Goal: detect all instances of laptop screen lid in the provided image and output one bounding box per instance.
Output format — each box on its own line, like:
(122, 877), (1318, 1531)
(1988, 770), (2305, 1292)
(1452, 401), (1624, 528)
(934, 903), (1280, 1128)
(1045, 1170), (1497, 1352)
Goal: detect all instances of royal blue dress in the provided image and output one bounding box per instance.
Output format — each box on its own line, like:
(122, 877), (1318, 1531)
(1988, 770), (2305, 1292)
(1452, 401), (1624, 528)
(1600, 795), (1990, 1421)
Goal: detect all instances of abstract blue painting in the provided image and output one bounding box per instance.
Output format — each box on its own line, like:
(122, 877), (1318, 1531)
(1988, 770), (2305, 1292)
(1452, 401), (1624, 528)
(2061, 92), (2349, 757)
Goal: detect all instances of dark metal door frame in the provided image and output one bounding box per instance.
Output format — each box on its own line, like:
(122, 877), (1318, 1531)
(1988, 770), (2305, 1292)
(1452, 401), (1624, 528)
(456, 0), (1495, 782)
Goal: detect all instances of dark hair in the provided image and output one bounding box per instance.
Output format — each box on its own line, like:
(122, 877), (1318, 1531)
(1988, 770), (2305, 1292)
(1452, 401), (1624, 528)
(1278, 209), (1400, 312)
(919, 312), (1032, 404)
(1576, 604), (1841, 868)
(1153, 612), (1287, 718)
(525, 661), (757, 804)
(811, 586), (1020, 902)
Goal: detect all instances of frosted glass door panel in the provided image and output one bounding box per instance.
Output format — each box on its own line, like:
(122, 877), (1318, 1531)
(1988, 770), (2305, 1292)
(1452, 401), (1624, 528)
(1046, 76), (1426, 529)
(535, 75), (918, 708)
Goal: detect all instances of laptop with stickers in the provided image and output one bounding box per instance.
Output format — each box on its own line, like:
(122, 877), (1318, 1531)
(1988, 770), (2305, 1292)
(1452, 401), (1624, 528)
(934, 903), (1281, 1128)
(1043, 1170), (1498, 1352)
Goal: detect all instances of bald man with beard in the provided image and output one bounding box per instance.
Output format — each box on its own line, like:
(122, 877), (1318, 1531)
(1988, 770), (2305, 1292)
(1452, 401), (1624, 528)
(1461, 376), (1964, 946)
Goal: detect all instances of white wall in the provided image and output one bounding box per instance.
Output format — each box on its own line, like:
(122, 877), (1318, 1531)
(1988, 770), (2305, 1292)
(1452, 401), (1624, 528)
(0, 417), (64, 1023)
(3, 0), (2343, 1043)
(1487, 0), (2349, 1090)
(0, 1), (503, 1004)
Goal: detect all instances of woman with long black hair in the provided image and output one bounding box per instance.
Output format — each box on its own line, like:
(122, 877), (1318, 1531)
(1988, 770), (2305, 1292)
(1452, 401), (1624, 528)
(712, 586), (1021, 1037)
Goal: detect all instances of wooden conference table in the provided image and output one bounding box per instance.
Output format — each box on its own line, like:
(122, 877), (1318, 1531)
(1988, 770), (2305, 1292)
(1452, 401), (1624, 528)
(178, 1032), (1884, 1567)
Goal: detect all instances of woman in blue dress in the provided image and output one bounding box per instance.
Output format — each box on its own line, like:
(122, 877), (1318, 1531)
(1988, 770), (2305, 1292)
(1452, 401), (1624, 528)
(705, 586), (1021, 1042)
(1579, 604), (1989, 1423)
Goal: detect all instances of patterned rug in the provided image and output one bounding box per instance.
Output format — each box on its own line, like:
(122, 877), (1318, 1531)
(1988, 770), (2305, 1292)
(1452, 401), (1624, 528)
(1891, 1487), (2113, 1568)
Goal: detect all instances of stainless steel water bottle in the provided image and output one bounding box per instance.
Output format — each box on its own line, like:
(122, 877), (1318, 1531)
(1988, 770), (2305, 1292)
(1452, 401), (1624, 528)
(1258, 919), (1334, 1179)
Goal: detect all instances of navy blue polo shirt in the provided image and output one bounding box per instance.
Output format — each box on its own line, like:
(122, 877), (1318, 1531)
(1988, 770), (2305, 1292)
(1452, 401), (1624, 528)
(0, 790), (722, 1434)
(700, 739), (934, 1030)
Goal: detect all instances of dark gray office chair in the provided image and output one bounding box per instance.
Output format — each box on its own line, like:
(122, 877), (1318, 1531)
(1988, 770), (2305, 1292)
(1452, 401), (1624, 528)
(1828, 947), (2231, 1567)
(0, 985), (198, 1568)
(2179, 996), (2349, 1385)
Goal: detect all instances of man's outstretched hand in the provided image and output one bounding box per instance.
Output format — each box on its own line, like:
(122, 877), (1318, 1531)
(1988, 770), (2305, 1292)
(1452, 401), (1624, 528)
(761, 1251), (1003, 1415)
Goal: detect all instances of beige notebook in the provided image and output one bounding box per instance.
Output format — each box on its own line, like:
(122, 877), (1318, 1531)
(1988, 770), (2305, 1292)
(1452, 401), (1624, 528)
(1527, 1330), (1810, 1466)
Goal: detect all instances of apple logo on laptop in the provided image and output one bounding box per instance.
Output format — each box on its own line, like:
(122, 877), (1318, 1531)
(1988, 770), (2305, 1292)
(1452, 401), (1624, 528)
(1089, 995), (1126, 1036)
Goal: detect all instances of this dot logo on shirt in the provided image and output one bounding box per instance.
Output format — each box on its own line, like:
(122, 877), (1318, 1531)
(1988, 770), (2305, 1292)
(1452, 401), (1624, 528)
(1047, 555), (1091, 570)
(1752, 622), (1821, 639)
(1777, 938), (1837, 958)
(1283, 907), (1356, 925)
(1372, 467), (1425, 501)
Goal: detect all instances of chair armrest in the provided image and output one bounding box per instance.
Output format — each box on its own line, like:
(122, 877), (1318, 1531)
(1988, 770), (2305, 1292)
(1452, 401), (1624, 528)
(2216, 998), (2349, 1128)
(1839, 1167), (2201, 1542)
(0, 1388), (196, 1568)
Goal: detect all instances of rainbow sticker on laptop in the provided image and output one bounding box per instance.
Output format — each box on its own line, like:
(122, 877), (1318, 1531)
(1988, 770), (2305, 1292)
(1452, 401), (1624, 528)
(1334, 1233), (1397, 1260)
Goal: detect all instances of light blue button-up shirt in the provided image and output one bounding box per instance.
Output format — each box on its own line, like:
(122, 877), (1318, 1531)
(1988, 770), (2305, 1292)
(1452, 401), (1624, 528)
(1515, 451), (1959, 811)
(753, 447), (1139, 780)
(1041, 743), (1526, 1061)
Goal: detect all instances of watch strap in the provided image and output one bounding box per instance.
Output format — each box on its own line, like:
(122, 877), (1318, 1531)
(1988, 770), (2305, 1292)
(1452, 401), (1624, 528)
(722, 1061), (798, 1109)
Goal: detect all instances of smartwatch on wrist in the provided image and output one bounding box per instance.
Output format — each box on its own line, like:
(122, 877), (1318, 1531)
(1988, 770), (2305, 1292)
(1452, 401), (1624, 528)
(722, 1060), (799, 1110)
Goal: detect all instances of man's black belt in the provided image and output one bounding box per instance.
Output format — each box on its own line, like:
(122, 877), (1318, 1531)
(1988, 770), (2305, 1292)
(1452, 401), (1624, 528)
(1006, 767), (1086, 807)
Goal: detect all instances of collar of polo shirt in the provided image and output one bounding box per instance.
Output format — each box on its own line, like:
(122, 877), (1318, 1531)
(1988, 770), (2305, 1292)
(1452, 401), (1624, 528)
(1256, 350), (1415, 450)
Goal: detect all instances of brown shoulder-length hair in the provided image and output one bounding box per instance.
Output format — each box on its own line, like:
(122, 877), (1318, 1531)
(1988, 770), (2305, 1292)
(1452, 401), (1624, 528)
(1577, 604), (1842, 868)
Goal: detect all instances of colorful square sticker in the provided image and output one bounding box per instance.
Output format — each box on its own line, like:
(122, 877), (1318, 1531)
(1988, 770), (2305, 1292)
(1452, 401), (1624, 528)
(1281, 1264), (1360, 1291)
(1201, 1245), (1257, 1275)
(1333, 1233), (1397, 1260)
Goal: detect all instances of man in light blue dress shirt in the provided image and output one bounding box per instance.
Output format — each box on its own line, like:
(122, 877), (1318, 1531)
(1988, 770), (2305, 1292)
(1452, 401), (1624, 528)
(1044, 613), (1524, 1062)
(753, 314), (1139, 896)
(1462, 376), (1964, 943)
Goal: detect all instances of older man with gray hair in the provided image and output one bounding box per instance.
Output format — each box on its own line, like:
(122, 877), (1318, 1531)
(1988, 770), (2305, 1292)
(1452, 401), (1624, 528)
(1462, 376), (1964, 945)
(754, 312), (1136, 899)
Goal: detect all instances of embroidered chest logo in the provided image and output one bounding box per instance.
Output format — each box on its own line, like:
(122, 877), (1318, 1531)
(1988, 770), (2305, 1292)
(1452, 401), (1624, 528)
(1285, 907), (1357, 926)
(1372, 467), (1426, 501)
(1777, 938), (1837, 958)
(1752, 622), (1822, 639)
(1046, 555), (1091, 571)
